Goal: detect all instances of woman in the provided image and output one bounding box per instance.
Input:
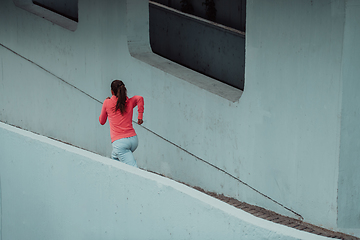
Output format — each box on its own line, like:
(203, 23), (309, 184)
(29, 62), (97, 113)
(99, 80), (144, 167)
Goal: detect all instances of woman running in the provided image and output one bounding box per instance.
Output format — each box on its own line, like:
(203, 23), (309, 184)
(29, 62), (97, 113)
(99, 80), (144, 167)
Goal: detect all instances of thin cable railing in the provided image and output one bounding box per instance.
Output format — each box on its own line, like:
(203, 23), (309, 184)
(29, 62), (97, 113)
(0, 43), (303, 220)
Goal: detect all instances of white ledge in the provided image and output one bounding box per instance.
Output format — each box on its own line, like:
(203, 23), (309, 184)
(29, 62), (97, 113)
(130, 49), (243, 102)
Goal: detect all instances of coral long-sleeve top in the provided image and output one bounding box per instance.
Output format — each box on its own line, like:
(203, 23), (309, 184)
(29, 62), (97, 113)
(99, 95), (144, 142)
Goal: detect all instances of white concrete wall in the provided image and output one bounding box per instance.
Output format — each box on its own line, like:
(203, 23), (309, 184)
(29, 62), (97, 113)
(244, 0), (344, 228)
(337, 0), (360, 233)
(132, 0), (347, 232)
(0, 44), (111, 156)
(0, 0), (359, 236)
(0, 122), (334, 240)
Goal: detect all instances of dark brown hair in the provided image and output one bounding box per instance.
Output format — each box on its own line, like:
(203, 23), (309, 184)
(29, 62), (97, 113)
(111, 80), (127, 114)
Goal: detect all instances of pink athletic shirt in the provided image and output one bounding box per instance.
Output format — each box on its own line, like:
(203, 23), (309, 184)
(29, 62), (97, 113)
(99, 95), (144, 143)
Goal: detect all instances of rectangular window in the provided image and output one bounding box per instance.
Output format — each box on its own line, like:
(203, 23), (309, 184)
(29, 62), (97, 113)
(149, 0), (245, 90)
(33, 0), (78, 22)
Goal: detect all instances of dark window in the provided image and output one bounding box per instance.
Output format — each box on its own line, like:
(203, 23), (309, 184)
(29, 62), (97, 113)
(149, 0), (246, 90)
(33, 0), (78, 22)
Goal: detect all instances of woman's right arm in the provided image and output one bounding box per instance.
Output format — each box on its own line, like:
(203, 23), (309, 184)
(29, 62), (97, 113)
(99, 100), (108, 125)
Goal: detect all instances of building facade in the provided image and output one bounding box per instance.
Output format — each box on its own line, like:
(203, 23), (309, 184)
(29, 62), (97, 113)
(0, 0), (359, 237)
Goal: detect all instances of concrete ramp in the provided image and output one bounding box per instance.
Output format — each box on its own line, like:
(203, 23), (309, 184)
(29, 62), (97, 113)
(0, 122), (334, 240)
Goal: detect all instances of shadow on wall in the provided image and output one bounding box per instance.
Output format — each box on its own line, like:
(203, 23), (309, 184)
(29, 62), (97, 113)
(13, 0), (78, 31)
(32, 0), (78, 22)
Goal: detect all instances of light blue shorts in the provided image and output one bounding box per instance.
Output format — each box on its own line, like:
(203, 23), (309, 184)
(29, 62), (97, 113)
(111, 135), (138, 168)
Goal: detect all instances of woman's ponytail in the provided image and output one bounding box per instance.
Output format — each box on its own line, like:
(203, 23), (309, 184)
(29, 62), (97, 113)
(111, 80), (127, 114)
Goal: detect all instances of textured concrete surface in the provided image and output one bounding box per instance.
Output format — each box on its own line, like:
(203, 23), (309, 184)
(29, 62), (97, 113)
(182, 183), (360, 240)
(1, 0), (360, 234)
(0, 122), (340, 240)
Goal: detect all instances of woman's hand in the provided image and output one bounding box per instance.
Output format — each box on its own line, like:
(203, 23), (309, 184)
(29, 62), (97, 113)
(137, 119), (143, 125)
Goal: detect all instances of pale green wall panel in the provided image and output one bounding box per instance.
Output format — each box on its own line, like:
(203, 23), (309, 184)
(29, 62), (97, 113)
(338, 0), (360, 229)
(0, 122), (330, 240)
(245, 0), (344, 228)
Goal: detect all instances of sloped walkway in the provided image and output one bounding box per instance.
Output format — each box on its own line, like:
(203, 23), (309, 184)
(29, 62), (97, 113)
(4, 120), (356, 239)
(192, 185), (359, 240)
